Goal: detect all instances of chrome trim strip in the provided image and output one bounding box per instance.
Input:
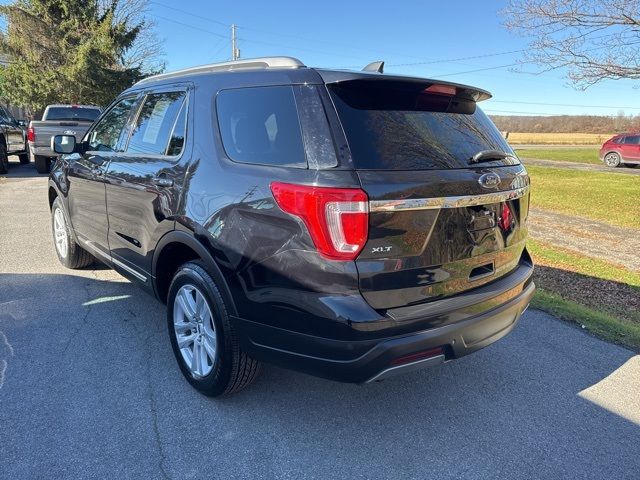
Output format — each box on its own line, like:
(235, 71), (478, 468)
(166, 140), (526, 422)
(366, 354), (446, 383)
(111, 256), (148, 283)
(370, 186), (530, 213)
(79, 239), (148, 283)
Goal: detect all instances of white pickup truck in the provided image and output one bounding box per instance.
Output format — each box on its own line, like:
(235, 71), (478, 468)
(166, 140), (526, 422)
(28, 104), (101, 173)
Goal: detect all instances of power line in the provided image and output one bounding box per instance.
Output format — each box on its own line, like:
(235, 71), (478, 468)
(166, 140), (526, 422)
(149, 0), (445, 62)
(149, 1), (230, 27)
(152, 14), (227, 39)
(434, 62), (523, 77)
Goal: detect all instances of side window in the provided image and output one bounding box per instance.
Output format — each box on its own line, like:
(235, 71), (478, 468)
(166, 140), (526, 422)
(166, 99), (187, 156)
(216, 86), (306, 167)
(625, 135), (640, 144)
(127, 91), (186, 156)
(89, 97), (137, 152)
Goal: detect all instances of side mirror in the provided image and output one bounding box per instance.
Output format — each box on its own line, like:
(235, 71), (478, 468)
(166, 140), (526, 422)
(51, 135), (76, 154)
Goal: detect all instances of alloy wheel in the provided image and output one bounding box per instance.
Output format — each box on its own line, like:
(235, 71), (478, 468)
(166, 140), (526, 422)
(605, 153), (620, 167)
(173, 284), (217, 378)
(53, 208), (69, 258)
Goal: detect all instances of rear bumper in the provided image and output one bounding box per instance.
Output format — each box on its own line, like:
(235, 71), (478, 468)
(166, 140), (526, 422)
(234, 261), (535, 383)
(29, 144), (55, 158)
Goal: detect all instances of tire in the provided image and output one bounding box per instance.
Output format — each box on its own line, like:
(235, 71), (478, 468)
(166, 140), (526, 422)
(167, 261), (260, 396)
(51, 197), (94, 269)
(35, 155), (50, 174)
(603, 152), (621, 168)
(18, 152), (30, 164)
(0, 142), (8, 174)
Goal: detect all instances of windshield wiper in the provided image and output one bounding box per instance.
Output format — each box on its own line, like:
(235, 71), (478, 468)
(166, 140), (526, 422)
(469, 150), (511, 164)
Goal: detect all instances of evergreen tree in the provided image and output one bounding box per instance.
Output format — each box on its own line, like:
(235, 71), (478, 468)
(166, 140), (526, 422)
(0, 0), (163, 114)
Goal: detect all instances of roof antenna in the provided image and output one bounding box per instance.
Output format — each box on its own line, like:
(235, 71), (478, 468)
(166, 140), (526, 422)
(362, 61), (384, 73)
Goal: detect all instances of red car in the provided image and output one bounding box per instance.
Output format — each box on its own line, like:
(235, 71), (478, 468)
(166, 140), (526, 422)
(600, 134), (640, 167)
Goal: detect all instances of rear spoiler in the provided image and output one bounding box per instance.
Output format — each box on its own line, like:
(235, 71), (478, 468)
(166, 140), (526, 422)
(316, 69), (492, 103)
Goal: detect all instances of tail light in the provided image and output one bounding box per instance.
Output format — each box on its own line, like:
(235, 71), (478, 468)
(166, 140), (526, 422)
(27, 126), (35, 143)
(270, 182), (368, 261)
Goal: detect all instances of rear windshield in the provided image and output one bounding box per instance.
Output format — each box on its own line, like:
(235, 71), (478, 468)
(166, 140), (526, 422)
(329, 82), (516, 170)
(45, 107), (101, 122)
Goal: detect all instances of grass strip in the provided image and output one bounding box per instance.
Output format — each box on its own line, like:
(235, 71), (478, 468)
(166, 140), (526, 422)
(531, 289), (640, 352)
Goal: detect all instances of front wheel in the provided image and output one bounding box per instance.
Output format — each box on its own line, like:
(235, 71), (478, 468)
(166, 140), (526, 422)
(167, 261), (260, 396)
(604, 152), (621, 168)
(51, 197), (94, 269)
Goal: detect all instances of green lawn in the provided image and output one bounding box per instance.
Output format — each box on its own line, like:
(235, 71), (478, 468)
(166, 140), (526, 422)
(515, 148), (601, 165)
(527, 239), (640, 351)
(531, 289), (640, 351)
(527, 239), (640, 288)
(526, 165), (640, 229)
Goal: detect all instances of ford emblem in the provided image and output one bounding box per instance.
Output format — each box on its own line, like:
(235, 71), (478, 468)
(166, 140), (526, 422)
(478, 172), (501, 189)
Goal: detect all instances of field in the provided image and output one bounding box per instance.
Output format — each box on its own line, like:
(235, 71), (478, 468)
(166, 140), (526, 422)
(507, 132), (613, 145)
(514, 148), (601, 164)
(526, 165), (640, 228)
(525, 162), (640, 351)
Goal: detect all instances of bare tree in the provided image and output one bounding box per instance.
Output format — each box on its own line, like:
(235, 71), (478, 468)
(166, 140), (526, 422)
(503, 0), (640, 88)
(99, 0), (165, 74)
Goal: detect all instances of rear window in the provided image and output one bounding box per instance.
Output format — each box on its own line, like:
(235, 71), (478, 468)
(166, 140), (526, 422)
(45, 107), (101, 122)
(216, 86), (306, 168)
(329, 82), (516, 170)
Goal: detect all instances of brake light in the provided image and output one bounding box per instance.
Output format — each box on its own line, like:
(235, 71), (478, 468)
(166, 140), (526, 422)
(270, 182), (369, 260)
(27, 126), (35, 143)
(424, 84), (457, 96)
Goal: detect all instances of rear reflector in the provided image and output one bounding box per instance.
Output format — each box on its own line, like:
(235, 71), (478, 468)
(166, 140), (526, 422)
(270, 182), (369, 261)
(390, 347), (444, 366)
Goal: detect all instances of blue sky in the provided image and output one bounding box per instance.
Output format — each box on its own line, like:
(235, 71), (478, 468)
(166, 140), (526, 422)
(2, 0), (638, 116)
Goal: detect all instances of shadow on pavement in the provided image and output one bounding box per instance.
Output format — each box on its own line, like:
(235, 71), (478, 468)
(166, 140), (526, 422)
(0, 271), (638, 479)
(0, 157), (44, 179)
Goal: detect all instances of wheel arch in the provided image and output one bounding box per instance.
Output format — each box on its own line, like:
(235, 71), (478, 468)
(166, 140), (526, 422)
(152, 231), (238, 316)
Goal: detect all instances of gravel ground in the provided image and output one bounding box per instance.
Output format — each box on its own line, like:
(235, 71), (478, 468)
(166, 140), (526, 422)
(528, 207), (640, 271)
(521, 157), (640, 175)
(1, 161), (639, 480)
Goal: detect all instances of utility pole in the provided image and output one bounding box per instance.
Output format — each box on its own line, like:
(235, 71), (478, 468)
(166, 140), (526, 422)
(231, 24), (240, 61)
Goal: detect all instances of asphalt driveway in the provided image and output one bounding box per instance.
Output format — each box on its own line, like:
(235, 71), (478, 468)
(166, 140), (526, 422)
(1, 161), (639, 480)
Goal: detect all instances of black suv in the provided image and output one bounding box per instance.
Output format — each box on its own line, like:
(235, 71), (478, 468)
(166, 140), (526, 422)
(49, 57), (534, 396)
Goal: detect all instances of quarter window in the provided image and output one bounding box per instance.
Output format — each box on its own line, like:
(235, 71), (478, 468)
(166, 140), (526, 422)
(89, 97), (137, 152)
(216, 86), (306, 168)
(127, 92), (187, 156)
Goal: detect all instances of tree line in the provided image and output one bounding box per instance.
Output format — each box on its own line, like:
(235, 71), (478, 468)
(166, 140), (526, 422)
(490, 114), (640, 134)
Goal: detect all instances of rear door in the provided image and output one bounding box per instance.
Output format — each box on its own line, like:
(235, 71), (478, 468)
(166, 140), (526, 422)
(66, 96), (138, 259)
(620, 135), (640, 160)
(104, 87), (189, 282)
(326, 79), (530, 310)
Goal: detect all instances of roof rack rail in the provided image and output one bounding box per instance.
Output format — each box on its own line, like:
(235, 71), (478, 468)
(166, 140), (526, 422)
(135, 56), (306, 85)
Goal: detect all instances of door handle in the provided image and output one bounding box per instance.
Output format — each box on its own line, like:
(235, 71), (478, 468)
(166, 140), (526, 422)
(152, 176), (174, 187)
